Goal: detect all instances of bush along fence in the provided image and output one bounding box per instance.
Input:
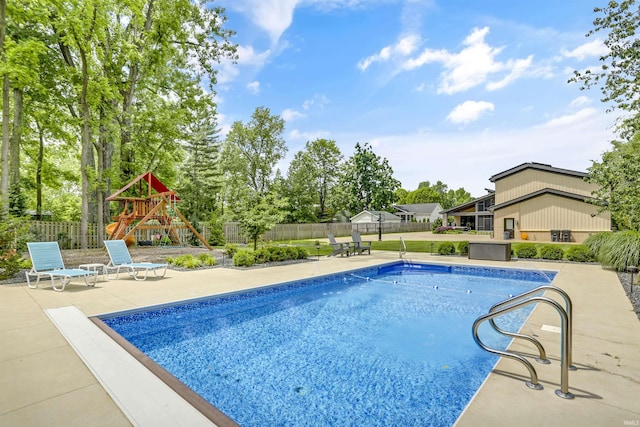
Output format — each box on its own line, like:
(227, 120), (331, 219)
(28, 220), (432, 249)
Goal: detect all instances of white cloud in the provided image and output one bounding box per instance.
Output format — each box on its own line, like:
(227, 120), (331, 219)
(446, 100), (495, 125)
(217, 45), (272, 85)
(537, 108), (598, 128)
(302, 93), (329, 110)
(288, 128), (330, 141)
(570, 96), (591, 108)
(561, 39), (608, 61)
(400, 27), (532, 94)
(246, 81), (260, 94)
(357, 34), (421, 71)
(485, 56), (533, 91)
(357, 109), (614, 195)
(282, 108), (306, 122)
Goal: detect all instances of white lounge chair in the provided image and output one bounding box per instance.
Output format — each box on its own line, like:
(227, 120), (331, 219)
(104, 240), (168, 281)
(26, 242), (98, 292)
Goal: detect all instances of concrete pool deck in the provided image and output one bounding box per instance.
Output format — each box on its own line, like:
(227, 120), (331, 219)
(1, 249), (639, 426)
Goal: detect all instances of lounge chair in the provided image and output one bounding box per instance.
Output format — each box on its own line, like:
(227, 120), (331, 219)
(26, 242), (98, 292)
(350, 232), (372, 255)
(327, 234), (351, 257)
(104, 240), (168, 281)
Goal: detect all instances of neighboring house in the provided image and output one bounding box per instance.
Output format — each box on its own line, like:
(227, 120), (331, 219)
(350, 210), (402, 224)
(489, 162), (610, 243)
(393, 203), (442, 223)
(441, 191), (495, 232)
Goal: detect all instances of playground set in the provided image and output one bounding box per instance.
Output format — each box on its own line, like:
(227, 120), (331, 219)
(105, 172), (211, 250)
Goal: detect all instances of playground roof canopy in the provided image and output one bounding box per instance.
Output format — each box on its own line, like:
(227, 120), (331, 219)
(106, 172), (180, 202)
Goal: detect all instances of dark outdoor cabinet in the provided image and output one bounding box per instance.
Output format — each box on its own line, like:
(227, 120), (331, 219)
(468, 242), (512, 261)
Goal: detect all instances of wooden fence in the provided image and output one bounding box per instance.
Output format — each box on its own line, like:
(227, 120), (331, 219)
(28, 220), (432, 248)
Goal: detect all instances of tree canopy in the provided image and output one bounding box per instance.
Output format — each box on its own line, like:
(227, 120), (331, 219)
(570, 0), (640, 137)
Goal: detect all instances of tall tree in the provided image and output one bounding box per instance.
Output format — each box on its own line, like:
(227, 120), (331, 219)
(177, 96), (223, 222)
(570, 0), (640, 137)
(222, 106), (288, 241)
(0, 0), (9, 210)
(222, 106), (287, 199)
(587, 134), (640, 231)
(286, 138), (343, 222)
(337, 142), (400, 213)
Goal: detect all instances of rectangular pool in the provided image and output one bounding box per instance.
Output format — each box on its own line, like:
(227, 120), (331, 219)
(100, 261), (556, 426)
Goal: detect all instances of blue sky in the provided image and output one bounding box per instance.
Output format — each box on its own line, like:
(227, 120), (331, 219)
(212, 0), (618, 197)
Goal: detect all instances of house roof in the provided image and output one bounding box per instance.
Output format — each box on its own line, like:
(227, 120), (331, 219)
(394, 203), (441, 214)
(490, 187), (597, 211)
(350, 210), (401, 221)
(489, 162), (588, 182)
(441, 192), (495, 214)
(106, 172), (180, 201)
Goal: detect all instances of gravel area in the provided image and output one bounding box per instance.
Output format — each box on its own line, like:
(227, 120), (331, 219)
(617, 271), (640, 321)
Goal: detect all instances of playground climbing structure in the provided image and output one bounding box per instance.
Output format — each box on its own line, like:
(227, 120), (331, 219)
(105, 172), (212, 249)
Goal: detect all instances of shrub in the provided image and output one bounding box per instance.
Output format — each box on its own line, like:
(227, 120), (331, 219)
(233, 250), (255, 267)
(253, 248), (271, 264)
(437, 241), (456, 255)
(169, 254), (202, 268)
(296, 247), (309, 259)
(583, 232), (611, 260)
(594, 230), (640, 271)
(224, 243), (239, 258)
(565, 245), (596, 263)
(431, 217), (443, 231)
(540, 245), (564, 260)
(197, 253), (217, 266)
(457, 241), (469, 255)
(516, 243), (538, 259)
(285, 246), (299, 260)
(433, 226), (453, 234)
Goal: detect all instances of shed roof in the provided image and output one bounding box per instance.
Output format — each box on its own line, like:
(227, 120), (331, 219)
(489, 162), (588, 183)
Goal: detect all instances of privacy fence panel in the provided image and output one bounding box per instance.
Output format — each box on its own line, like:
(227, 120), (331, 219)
(29, 221), (430, 248)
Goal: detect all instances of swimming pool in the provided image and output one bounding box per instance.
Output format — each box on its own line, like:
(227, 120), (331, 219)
(101, 261), (556, 426)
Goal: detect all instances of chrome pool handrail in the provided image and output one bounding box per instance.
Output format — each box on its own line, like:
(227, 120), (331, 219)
(488, 285), (575, 369)
(473, 296), (574, 399)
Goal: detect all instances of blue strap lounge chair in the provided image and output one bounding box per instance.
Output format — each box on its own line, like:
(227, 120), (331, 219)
(104, 240), (168, 281)
(26, 242), (98, 292)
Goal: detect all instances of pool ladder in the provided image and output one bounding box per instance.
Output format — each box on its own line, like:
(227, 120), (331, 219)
(472, 285), (576, 399)
(399, 237), (407, 258)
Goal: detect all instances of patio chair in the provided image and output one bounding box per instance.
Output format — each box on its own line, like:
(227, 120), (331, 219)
(104, 240), (168, 281)
(26, 242), (98, 292)
(327, 234), (351, 257)
(350, 232), (372, 255)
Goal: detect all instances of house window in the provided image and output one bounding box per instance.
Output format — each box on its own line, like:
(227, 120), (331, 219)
(478, 215), (493, 231)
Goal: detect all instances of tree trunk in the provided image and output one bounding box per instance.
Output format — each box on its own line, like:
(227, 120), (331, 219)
(79, 47), (92, 249)
(9, 87), (21, 188)
(0, 0), (9, 211)
(36, 122), (44, 220)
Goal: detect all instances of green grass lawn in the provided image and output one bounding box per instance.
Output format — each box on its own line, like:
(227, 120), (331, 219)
(282, 238), (579, 257)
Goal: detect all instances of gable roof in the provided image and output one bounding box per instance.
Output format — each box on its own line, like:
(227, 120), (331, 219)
(441, 191), (495, 214)
(490, 187), (598, 211)
(106, 172), (180, 201)
(350, 210), (401, 221)
(394, 203), (441, 214)
(489, 162), (588, 183)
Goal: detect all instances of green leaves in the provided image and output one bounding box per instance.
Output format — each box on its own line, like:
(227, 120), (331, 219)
(570, 0), (640, 136)
(588, 134), (640, 231)
(338, 142), (400, 213)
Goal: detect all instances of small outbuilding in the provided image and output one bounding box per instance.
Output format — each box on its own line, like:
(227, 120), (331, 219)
(350, 210), (402, 224)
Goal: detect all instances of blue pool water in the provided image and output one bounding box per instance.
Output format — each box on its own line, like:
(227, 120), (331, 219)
(102, 262), (556, 426)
